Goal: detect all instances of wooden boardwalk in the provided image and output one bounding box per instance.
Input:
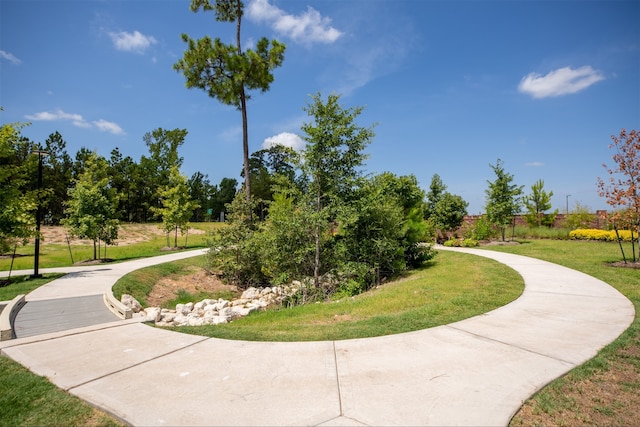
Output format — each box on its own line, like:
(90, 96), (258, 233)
(14, 295), (119, 338)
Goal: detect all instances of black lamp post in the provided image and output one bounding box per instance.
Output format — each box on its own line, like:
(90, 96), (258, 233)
(31, 148), (49, 279)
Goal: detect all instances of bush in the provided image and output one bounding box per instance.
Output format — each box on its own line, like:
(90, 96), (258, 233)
(569, 228), (635, 242)
(512, 225), (571, 240)
(443, 238), (478, 248)
(471, 215), (496, 240)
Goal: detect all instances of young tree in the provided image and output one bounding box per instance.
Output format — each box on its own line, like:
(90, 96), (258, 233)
(174, 0), (286, 203)
(153, 166), (199, 248)
(140, 128), (188, 220)
(425, 174), (468, 239)
(431, 192), (469, 235)
(300, 93), (376, 284)
(63, 152), (119, 260)
(485, 159), (523, 241)
(597, 128), (640, 260)
(523, 179), (557, 227)
(425, 173), (446, 219)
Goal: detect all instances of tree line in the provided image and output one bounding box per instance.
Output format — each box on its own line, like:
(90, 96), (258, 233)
(0, 121), (238, 255)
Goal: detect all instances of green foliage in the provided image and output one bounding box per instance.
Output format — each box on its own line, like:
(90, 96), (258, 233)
(443, 238), (479, 247)
(205, 192), (266, 288)
(153, 166), (199, 247)
(523, 179), (557, 227)
(565, 201), (596, 229)
(61, 152), (119, 260)
(0, 121), (36, 253)
(511, 225), (570, 240)
(425, 173), (469, 237)
(470, 215), (496, 240)
(42, 132), (73, 225)
(257, 191), (320, 283)
(485, 158), (524, 241)
(205, 95), (434, 299)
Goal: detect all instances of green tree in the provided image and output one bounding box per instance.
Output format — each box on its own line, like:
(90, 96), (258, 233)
(206, 190), (265, 287)
(0, 120), (36, 254)
(432, 192), (469, 234)
(523, 179), (557, 227)
(243, 145), (299, 219)
(63, 152), (119, 260)
(153, 166), (199, 247)
(565, 201), (595, 230)
(140, 128), (188, 220)
(42, 132), (73, 225)
(425, 173), (446, 219)
(485, 159), (523, 241)
(174, 0), (286, 204)
(425, 174), (468, 239)
(211, 177), (238, 221)
(188, 171), (215, 222)
(108, 147), (138, 222)
(300, 93), (376, 284)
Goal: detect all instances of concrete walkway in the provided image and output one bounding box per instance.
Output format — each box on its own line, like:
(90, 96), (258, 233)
(0, 247), (634, 426)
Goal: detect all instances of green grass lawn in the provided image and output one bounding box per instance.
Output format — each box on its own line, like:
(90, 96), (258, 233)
(0, 222), (222, 272)
(0, 355), (123, 427)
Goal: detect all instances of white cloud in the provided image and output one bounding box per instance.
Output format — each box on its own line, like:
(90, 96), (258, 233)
(262, 132), (305, 151)
(25, 109), (90, 128)
(525, 161), (544, 167)
(93, 119), (125, 135)
(518, 66), (605, 99)
(25, 109), (124, 134)
(0, 50), (22, 65)
(247, 0), (342, 45)
(109, 30), (157, 53)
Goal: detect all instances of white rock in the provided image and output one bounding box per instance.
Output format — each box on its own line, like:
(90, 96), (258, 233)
(121, 294), (142, 313)
(144, 307), (162, 323)
(187, 316), (204, 326)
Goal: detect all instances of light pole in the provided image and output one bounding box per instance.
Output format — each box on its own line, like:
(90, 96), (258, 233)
(566, 194), (571, 216)
(31, 148), (49, 279)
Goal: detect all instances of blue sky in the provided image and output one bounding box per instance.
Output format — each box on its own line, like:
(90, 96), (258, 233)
(1, 0), (638, 214)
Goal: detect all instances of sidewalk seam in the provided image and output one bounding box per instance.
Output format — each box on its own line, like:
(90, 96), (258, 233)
(65, 335), (210, 392)
(446, 324), (576, 366)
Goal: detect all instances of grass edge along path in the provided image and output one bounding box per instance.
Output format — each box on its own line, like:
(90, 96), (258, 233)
(0, 355), (123, 427)
(489, 240), (640, 427)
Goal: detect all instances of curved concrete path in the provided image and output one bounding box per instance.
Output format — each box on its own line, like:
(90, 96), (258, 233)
(0, 247), (634, 426)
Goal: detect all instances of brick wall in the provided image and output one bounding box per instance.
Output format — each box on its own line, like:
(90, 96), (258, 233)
(459, 210), (609, 232)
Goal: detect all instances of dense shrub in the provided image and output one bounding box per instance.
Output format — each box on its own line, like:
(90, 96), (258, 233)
(443, 238), (479, 247)
(569, 228), (635, 241)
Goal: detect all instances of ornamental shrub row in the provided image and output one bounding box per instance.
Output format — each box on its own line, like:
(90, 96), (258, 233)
(569, 228), (635, 242)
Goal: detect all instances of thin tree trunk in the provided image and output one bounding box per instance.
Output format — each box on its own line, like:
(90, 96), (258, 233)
(236, 1), (251, 213)
(613, 222), (627, 263)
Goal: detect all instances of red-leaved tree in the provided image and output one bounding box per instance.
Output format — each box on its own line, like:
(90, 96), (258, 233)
(597, 128), (640, 262)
